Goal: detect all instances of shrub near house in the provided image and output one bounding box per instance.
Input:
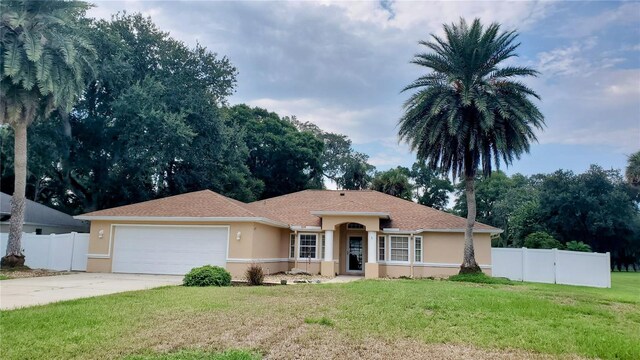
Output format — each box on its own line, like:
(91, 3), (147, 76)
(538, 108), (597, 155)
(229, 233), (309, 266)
(183, 265), (231, 287)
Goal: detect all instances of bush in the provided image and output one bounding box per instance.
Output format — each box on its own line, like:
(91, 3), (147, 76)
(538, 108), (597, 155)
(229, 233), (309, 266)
(448, 273), (514, 285)
(565, 240), (592, 252)
(183, 265), (231, 287)
(524, 231), (563, 249)
(245, 264), (264, 286)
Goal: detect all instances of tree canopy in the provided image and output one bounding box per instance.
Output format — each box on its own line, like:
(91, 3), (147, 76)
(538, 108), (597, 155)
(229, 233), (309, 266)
(0, 13), (374, 211)
(456, 166), (640, 270)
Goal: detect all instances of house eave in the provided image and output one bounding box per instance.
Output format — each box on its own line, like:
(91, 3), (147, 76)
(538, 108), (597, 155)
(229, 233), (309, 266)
(310, 211), (390, 219)
(72, 216), (290, 228)
(382, 228), (503, 234)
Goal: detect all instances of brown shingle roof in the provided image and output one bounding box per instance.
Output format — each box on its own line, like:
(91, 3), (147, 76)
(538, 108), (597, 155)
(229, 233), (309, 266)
(79, 190), (269, 219)
(78, 189), (500, 232)
(246, 190), (499, 231)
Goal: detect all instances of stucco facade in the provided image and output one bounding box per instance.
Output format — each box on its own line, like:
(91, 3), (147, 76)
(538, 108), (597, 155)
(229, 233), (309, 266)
(78, 189), (501, 278)
(85, 218), (493, 278)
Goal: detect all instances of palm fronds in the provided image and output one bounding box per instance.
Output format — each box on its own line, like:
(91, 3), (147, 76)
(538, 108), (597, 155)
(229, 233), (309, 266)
(398, 18), (544, 179)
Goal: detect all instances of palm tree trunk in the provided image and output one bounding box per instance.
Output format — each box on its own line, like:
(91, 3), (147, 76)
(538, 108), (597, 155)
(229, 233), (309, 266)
(2, 122), (28, 268)
(460, 174), (481, 274)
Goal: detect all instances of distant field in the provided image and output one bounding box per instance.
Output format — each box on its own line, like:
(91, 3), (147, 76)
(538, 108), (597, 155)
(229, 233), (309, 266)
(1, 272), (638, 359)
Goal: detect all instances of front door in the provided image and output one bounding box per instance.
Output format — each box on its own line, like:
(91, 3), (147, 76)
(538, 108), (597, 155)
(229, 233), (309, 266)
(347, 236), (363, 272)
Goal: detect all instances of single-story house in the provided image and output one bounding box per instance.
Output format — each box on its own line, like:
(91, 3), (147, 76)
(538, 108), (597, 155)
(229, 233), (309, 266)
(1, 192), (89, 235)
(75, 189), (501, 278)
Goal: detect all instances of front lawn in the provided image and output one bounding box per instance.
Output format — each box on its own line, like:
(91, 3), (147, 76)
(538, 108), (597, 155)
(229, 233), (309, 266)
(1, 273), (638, 359)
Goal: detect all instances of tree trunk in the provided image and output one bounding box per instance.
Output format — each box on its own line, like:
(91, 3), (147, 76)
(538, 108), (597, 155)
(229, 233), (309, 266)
(460, 174), (481, 274)
(2, 122), (28, 268)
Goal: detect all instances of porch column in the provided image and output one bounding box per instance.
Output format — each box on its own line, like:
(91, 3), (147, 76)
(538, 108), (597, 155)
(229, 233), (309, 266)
(324, 230), (334, 261)
(321, 230), (335, 277)
(365, 231), (379, 279)
(367, 231), (377, 264)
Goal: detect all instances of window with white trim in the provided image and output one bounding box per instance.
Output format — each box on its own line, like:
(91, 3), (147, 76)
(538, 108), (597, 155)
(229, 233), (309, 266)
(289, 233), (295, 258)
(299, 234), (317, 259)
(390, 236), (409, 262)
(378, 236), (386, 261)
(320, 234), (326, 259)
(415, 236), (422, 262)
(347, 223), (365, 229)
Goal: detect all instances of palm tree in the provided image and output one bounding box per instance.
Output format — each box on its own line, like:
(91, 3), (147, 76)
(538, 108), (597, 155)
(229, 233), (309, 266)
(0, 0), (95, 267)
(398, 18), (544, 274)
(626, 151), (640, 187)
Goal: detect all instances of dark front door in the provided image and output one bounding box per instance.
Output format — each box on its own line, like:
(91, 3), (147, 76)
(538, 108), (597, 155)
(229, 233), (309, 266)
(348, 236), (363, 272)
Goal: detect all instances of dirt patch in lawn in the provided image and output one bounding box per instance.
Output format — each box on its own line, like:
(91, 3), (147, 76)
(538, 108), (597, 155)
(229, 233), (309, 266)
(113, 287), (578, 360)
(127, 319), (578, 360)
(0, 268), (69, 279)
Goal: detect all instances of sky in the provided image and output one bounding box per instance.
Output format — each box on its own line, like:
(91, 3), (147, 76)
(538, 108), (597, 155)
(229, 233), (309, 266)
(88, 0), (640, 177)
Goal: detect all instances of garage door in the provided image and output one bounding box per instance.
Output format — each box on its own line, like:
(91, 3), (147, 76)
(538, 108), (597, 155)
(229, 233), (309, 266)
(112, 225), (228, 275)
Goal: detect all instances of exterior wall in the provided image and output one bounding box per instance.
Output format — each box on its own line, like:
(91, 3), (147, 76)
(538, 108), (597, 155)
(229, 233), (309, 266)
(86, 220), (269, 277)
(251, 223), (286, 259)
(321, 215), (379, 231)
(226, 261), (289, 277)
(423, 232), (492, 266)
(379, 232), (493, 278)
(293, 260), (321, 274)
(84, 218), (494, 279)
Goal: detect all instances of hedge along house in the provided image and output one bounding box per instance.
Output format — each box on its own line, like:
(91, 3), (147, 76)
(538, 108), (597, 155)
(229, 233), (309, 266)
(75, 189), (501, 278)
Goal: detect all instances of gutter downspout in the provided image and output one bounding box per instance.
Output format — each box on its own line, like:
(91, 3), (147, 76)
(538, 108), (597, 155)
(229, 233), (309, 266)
(294, 230), (299, 269)
(410, 233), (414, 278)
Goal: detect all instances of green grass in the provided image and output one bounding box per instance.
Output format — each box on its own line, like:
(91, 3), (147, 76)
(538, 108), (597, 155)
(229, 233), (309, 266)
(304, 316), (335, 327)
(0, 274), (8, 280)
(1, 273), (638, 359)
(448, 272), (514, 284)
(125, 349), (260, 360)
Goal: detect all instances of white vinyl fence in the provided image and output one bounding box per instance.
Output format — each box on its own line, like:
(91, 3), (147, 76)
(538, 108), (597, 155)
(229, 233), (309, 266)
(0, 232), (89, 271)
(492, 247), (611, 288)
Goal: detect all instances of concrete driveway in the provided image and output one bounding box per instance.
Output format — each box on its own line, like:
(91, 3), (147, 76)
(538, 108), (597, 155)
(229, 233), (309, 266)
(0, 273), (183, 310)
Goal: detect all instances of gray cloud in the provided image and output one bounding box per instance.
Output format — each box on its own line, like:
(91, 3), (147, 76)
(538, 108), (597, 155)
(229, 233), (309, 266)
(88, 1), (639, 173)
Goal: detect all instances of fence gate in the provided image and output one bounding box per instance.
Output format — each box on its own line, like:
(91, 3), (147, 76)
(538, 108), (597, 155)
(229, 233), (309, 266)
(491, 247), (611, 288)
(0, 232), (90, 271)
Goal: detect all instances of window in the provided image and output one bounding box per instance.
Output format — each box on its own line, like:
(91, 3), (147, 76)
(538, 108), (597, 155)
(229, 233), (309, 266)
(35, 228), (43, 235)
(321, 234), (326, 259)
(378, 236), (386, 261)
(289, 233), (295, 258)
(299, 234), (317, 259)
(390, 236), (409, 262)
(347, 223), (365, 229)
(415, 236), (422, 262)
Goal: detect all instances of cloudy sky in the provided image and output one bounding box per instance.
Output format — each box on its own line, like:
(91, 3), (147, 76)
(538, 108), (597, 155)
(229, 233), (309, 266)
(89, 0), (640, 176)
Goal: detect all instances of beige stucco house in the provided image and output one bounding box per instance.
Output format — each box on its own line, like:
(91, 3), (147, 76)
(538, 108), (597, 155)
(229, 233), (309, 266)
(75, 189), (500, 278)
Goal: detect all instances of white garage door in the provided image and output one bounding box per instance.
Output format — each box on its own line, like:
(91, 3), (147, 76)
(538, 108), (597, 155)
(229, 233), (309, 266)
(112, 225), (228, 275)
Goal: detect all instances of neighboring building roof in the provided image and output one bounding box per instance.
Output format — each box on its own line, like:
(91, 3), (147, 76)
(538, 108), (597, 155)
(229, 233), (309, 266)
(0, 192), (88, 231)
(75, 190), (288, 227)
(247, 190), (499, 232)
(76, 189), (500, 233)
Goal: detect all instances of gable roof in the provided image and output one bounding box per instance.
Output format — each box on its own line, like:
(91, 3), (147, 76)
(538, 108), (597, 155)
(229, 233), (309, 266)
(246, 190), (499, 232)
(0, 192), (88, 230)
(75, 190), (288, 227)
(75, 189), (500, 233)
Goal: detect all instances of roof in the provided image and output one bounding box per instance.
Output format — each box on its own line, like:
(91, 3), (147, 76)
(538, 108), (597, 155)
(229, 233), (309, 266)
(0, 192), (88, 230)
(75, 189), (500, 233)
(247, 190), (499, 232)
(75, 190), (288, 227)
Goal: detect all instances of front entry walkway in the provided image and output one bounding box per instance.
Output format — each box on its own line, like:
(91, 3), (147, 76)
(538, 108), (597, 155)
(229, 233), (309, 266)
(0, 273), (182, 310)
(324, 275), (364, 284)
